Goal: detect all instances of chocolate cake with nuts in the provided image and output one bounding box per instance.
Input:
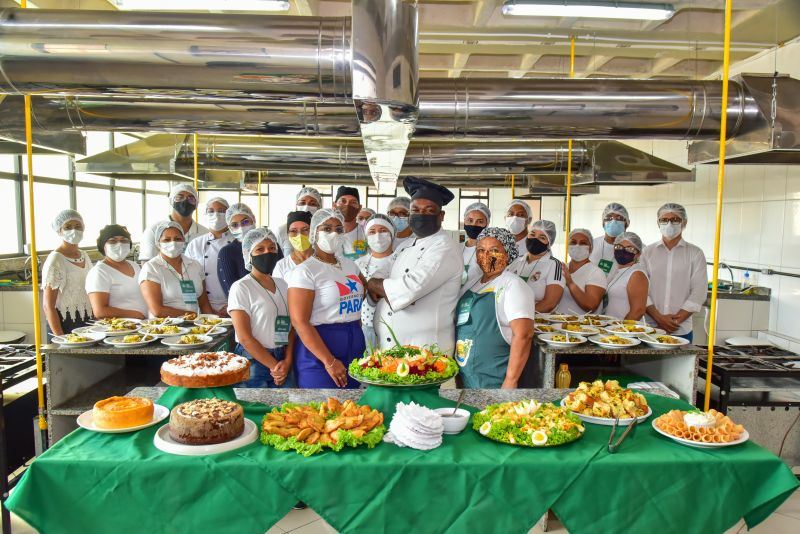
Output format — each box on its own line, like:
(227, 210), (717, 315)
(168, 399), (245, 445)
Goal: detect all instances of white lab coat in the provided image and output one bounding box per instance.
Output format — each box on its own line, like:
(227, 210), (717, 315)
(374, 229), (462, 355)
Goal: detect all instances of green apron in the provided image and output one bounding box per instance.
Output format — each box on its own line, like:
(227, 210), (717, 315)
(454, 290), (511, 388)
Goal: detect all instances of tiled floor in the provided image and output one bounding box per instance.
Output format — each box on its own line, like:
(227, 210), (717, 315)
(8, 486), (800, 533)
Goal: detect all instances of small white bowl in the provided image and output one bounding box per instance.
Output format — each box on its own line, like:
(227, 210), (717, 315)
(434, 407), (471, 434)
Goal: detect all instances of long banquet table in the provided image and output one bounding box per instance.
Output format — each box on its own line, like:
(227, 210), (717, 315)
(6, 386), (798, 534)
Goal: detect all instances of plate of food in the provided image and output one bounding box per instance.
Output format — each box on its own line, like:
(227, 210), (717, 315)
(91, 319), (141, 336)
(103, 334), (157, 348)
(604, 323), (655, 337)
(653, 409), (749, 448)
(543, 313), (581, 324)
(261, 398), (386, 456)
(575, 315), (612, 327)
(71, 326), (97, 335)
(534, 316), (550, 325)
(93, 317), (141, 327)
(51, 332), (106, 348)
(138, 325), (189, 338)
(557, 323), (600, 336)
(538, 332), (586, 347)
(161, 334), (213, 349)
(193, 315), (232, 328)
(78, 396), (168, 433)
(140, 317), (184, 327)
(561, 380), (651, 426)
(641, 334), (690, 350)
(582, 314), (616, 323)
(534, 324), (557, 334)
(154, 399), (257, 456)
(588, 334), (641, 349)
(180, 311), (199, 322)
(349, 344), (459, 387)
(472, 400), (584, 447)
(187, 325), (228, 336)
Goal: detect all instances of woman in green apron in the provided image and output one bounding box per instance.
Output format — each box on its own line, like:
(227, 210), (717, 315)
(455, 227), (536, 388)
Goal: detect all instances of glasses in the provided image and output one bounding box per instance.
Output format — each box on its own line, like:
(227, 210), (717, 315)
(173, 194), (197, 204)
(229, 218), (253, 230)
(106, 237), (131, 245)
(658, 217), (683, 225)
(318, 225), (344, 234)
(288, 227), (310, 236)
(387, 209), (409, 218)
(614, 245), (639, 254)
(603, 214), (626, 222)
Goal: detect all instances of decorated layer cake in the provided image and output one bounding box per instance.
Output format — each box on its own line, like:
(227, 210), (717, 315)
(93, 396), (154, 429)
(169, 399), (245, 445)
(160, 351), (250, 388)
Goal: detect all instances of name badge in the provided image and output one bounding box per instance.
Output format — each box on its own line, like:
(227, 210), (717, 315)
(456, 293), (475, 326)
(179, 280), (198, 305)
(599, 259), (613, 274)
(274, 315), (290, 345)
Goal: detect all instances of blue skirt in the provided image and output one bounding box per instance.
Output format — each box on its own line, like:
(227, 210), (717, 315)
(294, 321), (365, 389)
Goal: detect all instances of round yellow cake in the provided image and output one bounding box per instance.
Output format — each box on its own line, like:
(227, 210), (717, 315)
(93, 396), (154, 429)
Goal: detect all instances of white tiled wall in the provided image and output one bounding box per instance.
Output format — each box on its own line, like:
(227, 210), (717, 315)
(0, 291), (47, 344)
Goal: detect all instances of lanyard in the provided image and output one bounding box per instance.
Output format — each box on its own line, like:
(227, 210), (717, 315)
(519, 257), (542, 280)
(164, 258), (186, 281)
(606, 265), (634, 293)
(250, 274), (287, 313)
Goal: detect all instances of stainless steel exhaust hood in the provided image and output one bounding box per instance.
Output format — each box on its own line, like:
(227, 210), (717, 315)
(0, 96), (85, 154)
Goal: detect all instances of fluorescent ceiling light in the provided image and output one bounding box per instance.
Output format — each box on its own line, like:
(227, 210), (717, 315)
(111, 0), (290, 11)
(502, 1), (675, 21)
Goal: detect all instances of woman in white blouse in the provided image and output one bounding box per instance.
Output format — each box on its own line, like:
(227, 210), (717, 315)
(509, 219), (565, 313)
(229, 227), (294, 388)
(603, 232), (649, 321)
(139, 221), (212, 318)
(42, 209), (94, 335)
(355, 214), (396, 348)
(557, 228), (607, 315)
(85, 225), (147, 319)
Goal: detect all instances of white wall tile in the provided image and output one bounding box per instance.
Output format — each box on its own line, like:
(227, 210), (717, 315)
(786, 165), (800, 201)
(716, 300), (754, 331)
(758, 200), (786, 267)
(780, 200), (800, 270)
(741, 165), (766, 203)
(739, 202), (763, 264)
(775, 275), (800, 338)
(3, 291), (35, 324)
(751, 301), (770, 331)
(763, 165), (787, 201)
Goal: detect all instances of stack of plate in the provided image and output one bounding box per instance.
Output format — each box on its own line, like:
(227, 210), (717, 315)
(383, 401), (444, 450)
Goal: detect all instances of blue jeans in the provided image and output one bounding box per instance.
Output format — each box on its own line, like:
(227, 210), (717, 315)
(234, 344), (296, 388)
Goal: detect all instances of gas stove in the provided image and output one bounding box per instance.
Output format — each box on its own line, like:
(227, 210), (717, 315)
(0, 344), (38, 389)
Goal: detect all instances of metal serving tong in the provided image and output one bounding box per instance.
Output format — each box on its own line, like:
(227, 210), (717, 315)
(607, 417), (638, 454)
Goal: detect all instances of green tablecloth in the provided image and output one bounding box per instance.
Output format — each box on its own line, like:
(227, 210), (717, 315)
(7, 387), (798, 534)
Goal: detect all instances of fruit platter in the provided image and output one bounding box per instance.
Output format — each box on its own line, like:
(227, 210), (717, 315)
(349, 344), (458, 387)
(472, 400), (585, 447)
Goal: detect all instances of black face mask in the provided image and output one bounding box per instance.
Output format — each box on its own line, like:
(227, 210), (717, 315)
(172, 200), (196, 217)
(464, 224), (485, 240)
(526, 237), (549, 256)
(614, 249), (637, 266)
(409, 213), (441, 238)
(251, 252), (280, 275)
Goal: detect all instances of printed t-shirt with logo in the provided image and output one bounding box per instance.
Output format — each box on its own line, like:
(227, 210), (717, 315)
(287, 256), (364, 325)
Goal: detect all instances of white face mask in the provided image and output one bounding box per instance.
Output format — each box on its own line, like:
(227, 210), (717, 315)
(316, 231), (341, 254)
(568, 244), (591, 262)
(296, 204), (319, 214)
(367, 232), (392, 254)
(204, 212), (227, 232)
(105, 243), (130, 262)
(160, 241), (185, 258)
(659, 222), (682, 240)
(61, 229), (83, 245)
(505, 216), (527, 235)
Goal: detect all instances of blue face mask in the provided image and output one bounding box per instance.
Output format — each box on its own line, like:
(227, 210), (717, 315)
(604, 220), (625, 238)
(390, 215), (409, 233)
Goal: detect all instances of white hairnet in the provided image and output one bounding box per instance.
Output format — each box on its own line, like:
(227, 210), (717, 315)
(602, 202), (630, 224)
(359, 207), (376, 217)
(169, 183), (198, 202)
(387, 196), (411, 212)
(241, 227), (279, 271)
(365, 213), (395, 237)
(568, 228), (594, 249)
(531, 219), (557, 245)
(154, 221), (185, 242)
(615, 231), (644, 252)
(463, 201), (491, 222)
(506, 199), (532, 220)
(205, 196), (230, 210)
(225, 202), (255, 226)
(51, 209), (83, 232)
(309, 208), (345, 245)
(296, 187), (322, 206)
(657, 202), (688, 222)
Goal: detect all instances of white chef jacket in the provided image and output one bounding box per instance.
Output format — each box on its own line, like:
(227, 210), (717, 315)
(640, 238), (708, 335)
(374, 229), (462, 355)
(185, 231), (236, 311)
(589, 235), (618, 276)
(138, 217), (208, 261)
(393, 234), (413, 256)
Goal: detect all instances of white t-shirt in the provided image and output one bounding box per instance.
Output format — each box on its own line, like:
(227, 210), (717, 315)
(509, 250), (566, 302)
(338, 225), (368, 260)
(228, 275), (289, 350)
(514, 237), (527, 260)
(589, 235), (617, 276)
(462, 270), (536, 344)
(603, 264), (648, 321)
(85, 260), (148, 317)
(557, 262), (608, 315)
(355, 253), (395, 337)
(138, 218), (208, 261)
(288, 256), (364, 325)
(184, 231), (236, 310)
(273, 255), (306, 282)
(138, 255), (205, 315)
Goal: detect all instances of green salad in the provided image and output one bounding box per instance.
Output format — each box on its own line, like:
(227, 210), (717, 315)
(472, 400), (585, 447)
(348, 345), (459, 385)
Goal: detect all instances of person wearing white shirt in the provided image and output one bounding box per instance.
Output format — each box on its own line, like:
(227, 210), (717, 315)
(641, 203), (708, 341)
(273, 211), (313, 281)
(333, 185), (368, 261)
(86, 224), (147, 319)
(558, 228), (607, 315)
(357, 207), (376, 226)
(367, 178), (462, 355)
(461, 201), (490, 286)
(456, 227), (535, 388)
(138, 183), (208, 261)
(185, 197), (236, 316)
(355, 214), (396, 349)
(504, 199), (533, 259)
(275, 187), (322, 257)
(139, 221), (212, 317)
(229, 227), (294, 388)
(603, 232), (649, 321)
(387, 196), (413, 254)
(509, 219), (565, 313)
(288, 209), (366, 389)
(589, 202), (630, 276)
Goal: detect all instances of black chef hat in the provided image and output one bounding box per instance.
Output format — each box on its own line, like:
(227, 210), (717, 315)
(286, 210), (312, 227)
(335, 186), (360, 202)
(96, 224), (131, 254)
(403, 177), (455, 207)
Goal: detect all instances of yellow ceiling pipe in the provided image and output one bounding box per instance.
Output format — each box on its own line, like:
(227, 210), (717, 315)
(193, 133), (199, 221)
(563, 36), (575, 262)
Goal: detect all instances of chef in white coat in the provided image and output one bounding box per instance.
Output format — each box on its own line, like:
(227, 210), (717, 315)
(367, 177), (462, 355)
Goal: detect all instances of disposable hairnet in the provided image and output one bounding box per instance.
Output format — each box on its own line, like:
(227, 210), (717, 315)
(309, 208), (344, 245)
(169, 183), (198, 202)
(463, 201), (491, 222)
(657, 202), (688, 222)
(51, 209), (83, 232)
(531, 219), (557, 245)
(359, 207), (376, 217)
(241, 227), (279, 271)
(153, 221), (185, 242)
(365, 213), (395, 238)
(296, 187), (322, 206)
(225, 202), (255, 226)
(568, 228), (594, 249)
(602, 202), (630, 224)
(204, 196), (230, 210)
(615, 231), (644, 252)
(387, 196), (411, 212)
(506, 199), (532, 220)
(477, 227), (519, 264)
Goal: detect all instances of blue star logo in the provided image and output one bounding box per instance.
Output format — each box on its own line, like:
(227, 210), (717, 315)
(346, 279), (359, 293)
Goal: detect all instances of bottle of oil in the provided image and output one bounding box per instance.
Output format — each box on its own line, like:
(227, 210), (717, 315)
(555, 363), (571, 389)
